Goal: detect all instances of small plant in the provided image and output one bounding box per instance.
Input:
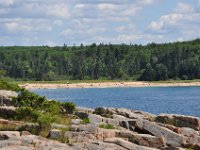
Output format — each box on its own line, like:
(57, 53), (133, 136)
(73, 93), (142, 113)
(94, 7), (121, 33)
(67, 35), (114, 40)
(37, 113), (55, 137)
(60, 102), (76, 114)
(82, 118), (90, 124)
(99, 124), (115, 129)
(42, 100), (61, 114)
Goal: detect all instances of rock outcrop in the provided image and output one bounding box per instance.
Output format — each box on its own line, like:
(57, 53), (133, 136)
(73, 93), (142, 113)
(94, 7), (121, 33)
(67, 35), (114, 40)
(0, 90), (17, 106)
(1, 107), (200, 149)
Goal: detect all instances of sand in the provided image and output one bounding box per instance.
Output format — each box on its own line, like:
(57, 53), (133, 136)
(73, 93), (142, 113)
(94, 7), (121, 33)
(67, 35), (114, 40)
(19, 81), (200, 89)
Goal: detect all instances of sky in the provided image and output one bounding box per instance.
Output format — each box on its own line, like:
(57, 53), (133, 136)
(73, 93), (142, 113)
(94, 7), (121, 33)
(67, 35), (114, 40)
(0, 0), (200, 46)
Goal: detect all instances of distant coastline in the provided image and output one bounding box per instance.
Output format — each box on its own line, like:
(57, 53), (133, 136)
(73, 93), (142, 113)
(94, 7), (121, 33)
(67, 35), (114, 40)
(19, 81), (200, 89)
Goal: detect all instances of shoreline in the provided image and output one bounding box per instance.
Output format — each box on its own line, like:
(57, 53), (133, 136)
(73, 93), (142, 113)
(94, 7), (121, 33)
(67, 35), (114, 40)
(19, 81), (200, 89)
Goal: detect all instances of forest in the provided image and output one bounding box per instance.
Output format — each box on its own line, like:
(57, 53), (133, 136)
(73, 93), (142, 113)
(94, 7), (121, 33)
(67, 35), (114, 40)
(0, 39), (200, 81)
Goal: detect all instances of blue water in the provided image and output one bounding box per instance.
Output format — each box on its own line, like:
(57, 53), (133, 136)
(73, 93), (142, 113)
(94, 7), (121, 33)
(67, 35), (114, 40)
(31, 87), (200, 117)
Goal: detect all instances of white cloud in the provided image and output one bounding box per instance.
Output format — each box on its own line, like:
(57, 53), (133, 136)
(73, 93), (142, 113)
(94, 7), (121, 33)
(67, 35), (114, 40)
(0, 0), (15, 6)
(74, 4), (85, 9)
(149, 13), (184, 30)
(139, 0), (156, 5)
(61, 29), (73, 36)
(45, 4), (70, 18)
(148, 2), (200, 42)
(97, 3), (117, 11)
(53, 20), (63, 26)
(4, 19), (52, 33)
(0, 8), (8, 14)
(0, 0), (199, 46)
(175, 2), (194, 13)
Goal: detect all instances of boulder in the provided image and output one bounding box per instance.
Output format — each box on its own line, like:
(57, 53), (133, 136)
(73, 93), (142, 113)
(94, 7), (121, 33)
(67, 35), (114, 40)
(134, 118), (186, 147)
(51, 123), (68, 129)
(65, 131), (96, 144)
(94, 107), (114, 118)
(118, 130), (165, 148)
(75, 107), (94, 119)
(88, 113), (133, 128)
(88, 113), (120, 127)
(96, 128), (119, 141)
(70, 124), (98, 135)
(71, 119), (82, 125)
(19, 134), (69, 150)
(21, 131), (32, 136)
(104, 137), (159, 150)
(49, 129), (62, 139)
(69, 141), (127, 150)
(155, 114), (200, 130)
(116, 108), (156, 120)
(0, 90), (17, 106)
(0, 131), (20, 140)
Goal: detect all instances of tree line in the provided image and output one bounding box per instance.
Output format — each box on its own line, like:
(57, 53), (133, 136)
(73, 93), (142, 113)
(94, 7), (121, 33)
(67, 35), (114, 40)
(0, 39), (200, 81)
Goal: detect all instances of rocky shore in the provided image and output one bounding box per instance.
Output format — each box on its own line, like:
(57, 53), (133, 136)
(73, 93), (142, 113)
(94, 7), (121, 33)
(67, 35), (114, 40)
(1, 90), (200, 149)
(1, 107), (200, 149)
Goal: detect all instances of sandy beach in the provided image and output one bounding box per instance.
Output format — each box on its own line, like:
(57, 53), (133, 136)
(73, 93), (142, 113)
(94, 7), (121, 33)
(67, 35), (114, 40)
(19, 81), (200, 89)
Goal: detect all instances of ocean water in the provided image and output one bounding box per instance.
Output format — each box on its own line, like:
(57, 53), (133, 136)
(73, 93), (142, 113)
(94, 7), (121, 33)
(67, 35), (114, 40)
(31, 86), (200, 117)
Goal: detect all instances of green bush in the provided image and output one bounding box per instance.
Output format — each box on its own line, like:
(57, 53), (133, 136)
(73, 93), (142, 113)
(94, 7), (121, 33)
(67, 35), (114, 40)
(61, 102), (76, 114)
(82, 118), (90, 124)
(99, 124), (115, 129)
(37, 113), (55, 137)
(42, 100), (61, 114)
(16, 107), (39, 122)
(0, 79), (21, 91)
(13, 89), (46, 109)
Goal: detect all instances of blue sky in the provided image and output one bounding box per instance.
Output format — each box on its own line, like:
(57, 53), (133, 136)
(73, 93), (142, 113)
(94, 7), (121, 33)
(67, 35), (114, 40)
(0, 0), (200, 46)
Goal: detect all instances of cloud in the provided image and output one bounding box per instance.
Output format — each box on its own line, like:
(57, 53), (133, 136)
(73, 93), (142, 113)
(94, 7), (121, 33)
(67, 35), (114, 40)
(0, 0), (15, 6)
(45, 4), (70, 18)
(174, 2), (194, 13)
(1, 0), (199, 46)
(148, 2), (200, 42)
(2, 18), (53, 34)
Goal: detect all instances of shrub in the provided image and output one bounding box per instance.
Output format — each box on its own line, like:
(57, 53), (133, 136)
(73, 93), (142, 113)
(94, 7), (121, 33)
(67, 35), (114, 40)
(16, 107), (39, 122)
(0, 79), (21, 91)
(13, 89), (46, 109)
(61, 102), (76, 114)
(42, 100), (61, 114)
(82, 118), (90, 124)
(18, 123), (40, 135)
(37, 113), (55, 137)
(99, 124), (115, 129)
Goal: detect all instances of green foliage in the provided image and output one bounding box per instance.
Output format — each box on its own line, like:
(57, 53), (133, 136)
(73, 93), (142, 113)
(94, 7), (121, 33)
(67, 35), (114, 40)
(42, 100), (61, 114)
(99, 124), (115, 129)
(37, 113), (55, 137)
(16, 107), (39, 122)
(37, 113), (55, 126)
(0, 79), (20, 91)
(13, 89), (46, 108)
(0, 70), (6, 77)
(1, 39), (200, 81)
(61, 102), (76, 114)
(82, 118), (90, 124)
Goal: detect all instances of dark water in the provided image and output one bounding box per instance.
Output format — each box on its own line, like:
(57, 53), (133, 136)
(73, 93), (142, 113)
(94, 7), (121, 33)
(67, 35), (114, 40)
(31, 87), (200, 117)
